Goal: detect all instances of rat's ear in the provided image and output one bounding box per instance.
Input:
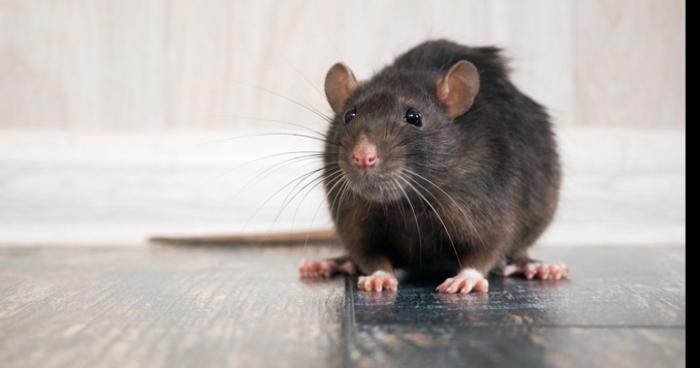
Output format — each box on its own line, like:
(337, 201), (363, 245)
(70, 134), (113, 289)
(436, 60), (480, 119)
(325, 63), (358, 115)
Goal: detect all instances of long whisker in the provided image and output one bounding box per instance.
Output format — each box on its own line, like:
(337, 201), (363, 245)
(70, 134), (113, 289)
(215, 150), (325, 182)
(233, 81), (333, 122)
(403, 168), (484, 247)
(281, 57), (327, 100)
(273, 162), (338, 210)
(199, 132), (341, 147)
(302, 173), (345, 250)
(220, 160), (322, 221)
(326, 169), (347, 221)
(398, 174), (462, 269)
(231, 154), (326, 203)
(299, 170), (346, 252)
(393, 178), (423, 267)
(273, 166), (342, 228)
(335, 176), (352, 222)
(213, 114), (328, 139)
(241, 164), (336, 232)
(402, 171), (464, 245)
(385, 180), (399, 219)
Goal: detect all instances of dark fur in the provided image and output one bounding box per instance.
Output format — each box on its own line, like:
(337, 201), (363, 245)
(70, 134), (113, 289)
(322, 40), (560, 276)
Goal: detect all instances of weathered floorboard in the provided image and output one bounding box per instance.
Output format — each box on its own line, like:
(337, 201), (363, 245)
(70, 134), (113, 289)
(347, 247), (685, 368)
(0, 246), (686, 368)
(0, 245), (345, 368)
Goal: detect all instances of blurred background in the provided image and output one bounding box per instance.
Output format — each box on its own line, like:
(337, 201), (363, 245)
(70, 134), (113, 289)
(0, 0), (685, 247)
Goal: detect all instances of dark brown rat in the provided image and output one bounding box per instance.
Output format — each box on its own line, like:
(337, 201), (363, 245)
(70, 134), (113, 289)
(299, 39), (569, 293)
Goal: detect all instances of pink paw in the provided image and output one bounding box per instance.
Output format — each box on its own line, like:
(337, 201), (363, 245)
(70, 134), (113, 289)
(299, 259), (356, 278)
(436, 269), (489, 294)
(357, 271), (398, 292)
(503, 262), (571, 280)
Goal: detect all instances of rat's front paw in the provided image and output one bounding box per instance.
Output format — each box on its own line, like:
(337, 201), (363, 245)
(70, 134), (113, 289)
(436, 268), (489, 294)
(357, 271), (398, 292)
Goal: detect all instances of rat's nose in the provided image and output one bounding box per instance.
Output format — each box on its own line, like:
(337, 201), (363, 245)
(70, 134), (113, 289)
(352, 142), (379, 169)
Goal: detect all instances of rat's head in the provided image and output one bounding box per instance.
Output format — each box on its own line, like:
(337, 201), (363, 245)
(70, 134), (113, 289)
(323, 60), (480, 203)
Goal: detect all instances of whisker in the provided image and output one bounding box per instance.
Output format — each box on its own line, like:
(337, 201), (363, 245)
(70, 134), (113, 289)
(213, 114), (328, 139)
(398, 174), (462, 269)
(233, 81), (333, 122)
(301, 171), (346, 253)
(325, 169), (347, 223)
(231, 154), (326, 203)
(302, 173), (345, 250)
(278, 166), (340, 216)
(216, 158), (322, 219)
(334, 176), (352, 222)
(273, 166), (342, 228)
(215, 150), (325, 182)
(393, 178), (423, 267)
(281, 57), (327, 100)
(199, 132), (341, 147)
(403, 168), (484, 247)
(241, 164), (337, 232)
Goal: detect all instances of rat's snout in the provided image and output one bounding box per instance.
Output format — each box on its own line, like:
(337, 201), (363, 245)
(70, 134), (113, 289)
(351, 141), (379, 169)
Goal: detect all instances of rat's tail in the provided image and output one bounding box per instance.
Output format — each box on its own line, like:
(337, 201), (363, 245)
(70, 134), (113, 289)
(149, 229), (339, 246)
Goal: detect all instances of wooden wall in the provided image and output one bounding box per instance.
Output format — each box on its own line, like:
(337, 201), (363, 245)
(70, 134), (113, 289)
(0, 1), (685, 246)
(0, 0), (685, 131)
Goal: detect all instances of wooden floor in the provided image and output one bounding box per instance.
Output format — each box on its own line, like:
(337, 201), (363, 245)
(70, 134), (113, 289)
(0, 245), (685, 368)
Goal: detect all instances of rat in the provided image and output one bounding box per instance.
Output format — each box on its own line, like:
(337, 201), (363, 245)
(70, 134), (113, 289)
(298, 39), (569, 293)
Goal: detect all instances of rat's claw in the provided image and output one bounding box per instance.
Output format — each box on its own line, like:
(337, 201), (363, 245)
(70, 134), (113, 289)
(357, 271), (398, 292)
(549, 264), (562, 280)
(436, 277), (455, 291)
(473, 278), (489, 292)
(524, 263), (538, 279)
(556, 263), (571, 279)
(436, 268), (488, 294)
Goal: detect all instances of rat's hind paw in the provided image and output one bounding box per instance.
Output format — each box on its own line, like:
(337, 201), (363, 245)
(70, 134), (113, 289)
(502, 261), (570, 280)
(357, 271), (398, 292)
(436, 268), (489, 294)
(299, 258), (356, 279)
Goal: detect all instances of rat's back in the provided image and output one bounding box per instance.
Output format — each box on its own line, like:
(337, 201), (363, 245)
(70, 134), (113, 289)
(389, 40), (511, 88)
(392, 39), (562, 255)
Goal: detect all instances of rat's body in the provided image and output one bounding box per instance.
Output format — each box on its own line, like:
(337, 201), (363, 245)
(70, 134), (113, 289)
(300, 40), (569, 293)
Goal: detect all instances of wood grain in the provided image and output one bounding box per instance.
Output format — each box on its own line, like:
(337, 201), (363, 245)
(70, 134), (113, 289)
(347, 246), (686, 367)
(0, 0), (686, 247)
(0, 245), (347, 368)
(0, 246), (685, 368)
(0, 0), (684, 130)
(0, 128), (685, 246)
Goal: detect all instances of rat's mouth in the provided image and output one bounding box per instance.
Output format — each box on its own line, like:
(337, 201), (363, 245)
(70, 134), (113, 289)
(342, 168), (404, 203)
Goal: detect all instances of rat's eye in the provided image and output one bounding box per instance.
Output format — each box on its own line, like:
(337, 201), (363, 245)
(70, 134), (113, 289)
(404, 108), (422, 127)
(343, 107), (357, 124)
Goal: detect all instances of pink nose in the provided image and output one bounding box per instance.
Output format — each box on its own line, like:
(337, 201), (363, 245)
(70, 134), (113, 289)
(352, 142), (379, 169)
